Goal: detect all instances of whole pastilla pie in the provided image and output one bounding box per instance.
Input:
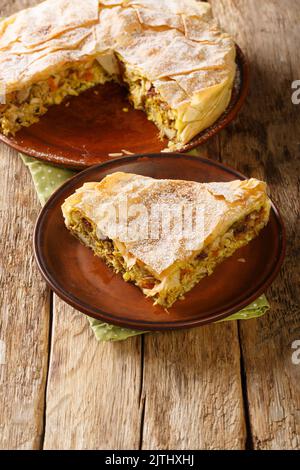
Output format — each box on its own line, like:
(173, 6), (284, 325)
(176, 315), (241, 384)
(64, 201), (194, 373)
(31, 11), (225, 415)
(62, 173), (271, 308)
(0, 0), (236, 149)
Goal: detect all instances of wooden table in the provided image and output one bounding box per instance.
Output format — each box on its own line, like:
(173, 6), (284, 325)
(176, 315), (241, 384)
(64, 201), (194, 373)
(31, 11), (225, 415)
(0, 0), (299, 450)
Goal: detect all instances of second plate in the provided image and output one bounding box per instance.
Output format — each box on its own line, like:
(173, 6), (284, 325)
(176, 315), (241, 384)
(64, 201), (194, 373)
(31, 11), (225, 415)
(34, 154), (285, 330)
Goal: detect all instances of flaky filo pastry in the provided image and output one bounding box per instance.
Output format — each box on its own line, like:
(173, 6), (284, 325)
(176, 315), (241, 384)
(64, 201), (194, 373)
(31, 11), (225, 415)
(0, 0), (236, 148)
(62, 172), (271, 308)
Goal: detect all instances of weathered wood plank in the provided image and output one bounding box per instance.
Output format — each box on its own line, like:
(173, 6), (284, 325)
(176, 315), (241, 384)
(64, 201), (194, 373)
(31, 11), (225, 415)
(141, 323), (246, 450)
(0, 0), (50, 450)
(210, 0), (300, 449)
(0, 144), (50, 449)
(43, 296), (143, 450)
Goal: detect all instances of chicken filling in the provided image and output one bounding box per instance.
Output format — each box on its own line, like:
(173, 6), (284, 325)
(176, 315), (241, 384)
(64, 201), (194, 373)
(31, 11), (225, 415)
(0, 60), (115, 135)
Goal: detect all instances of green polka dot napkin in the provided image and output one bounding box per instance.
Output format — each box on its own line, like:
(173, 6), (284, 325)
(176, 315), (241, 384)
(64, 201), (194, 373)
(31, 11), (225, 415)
(21, 154), (270, 342)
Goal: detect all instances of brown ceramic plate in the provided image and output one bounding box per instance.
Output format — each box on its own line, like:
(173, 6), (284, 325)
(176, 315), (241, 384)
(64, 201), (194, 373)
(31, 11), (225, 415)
(1, 46), (249, 169)
(34, 154), (285, 330)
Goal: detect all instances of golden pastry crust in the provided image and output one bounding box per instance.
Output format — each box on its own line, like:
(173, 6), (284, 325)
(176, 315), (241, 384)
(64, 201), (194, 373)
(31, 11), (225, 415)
(0, 0), (236, 146)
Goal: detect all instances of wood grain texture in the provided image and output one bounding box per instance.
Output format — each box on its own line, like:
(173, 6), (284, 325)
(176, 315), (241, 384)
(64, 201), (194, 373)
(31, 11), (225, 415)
(210, 0), (300, 449)
(141, 323), (246, 450)
(43, 296), (143, 450)
(0, 144), (50, 449)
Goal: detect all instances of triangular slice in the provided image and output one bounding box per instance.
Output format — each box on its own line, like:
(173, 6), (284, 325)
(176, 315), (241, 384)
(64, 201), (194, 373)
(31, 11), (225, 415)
(62, 172), (271, 308)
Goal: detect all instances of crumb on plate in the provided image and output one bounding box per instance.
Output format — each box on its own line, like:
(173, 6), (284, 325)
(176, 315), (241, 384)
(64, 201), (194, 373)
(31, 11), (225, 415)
(108, 152), (124, 158)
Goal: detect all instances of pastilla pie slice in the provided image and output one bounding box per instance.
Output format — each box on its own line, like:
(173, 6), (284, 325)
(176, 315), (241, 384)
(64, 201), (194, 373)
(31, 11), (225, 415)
(62, 172), (271, 308)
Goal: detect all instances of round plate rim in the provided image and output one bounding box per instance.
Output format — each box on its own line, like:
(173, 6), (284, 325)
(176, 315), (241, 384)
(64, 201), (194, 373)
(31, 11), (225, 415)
(1, 45), (249, 169)
(34, 153), (286, 330)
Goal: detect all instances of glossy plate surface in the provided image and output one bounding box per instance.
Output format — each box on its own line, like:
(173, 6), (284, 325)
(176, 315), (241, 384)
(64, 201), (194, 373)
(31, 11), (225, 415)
(34, 154), (286, 330)
(1, 46), (249, 169)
